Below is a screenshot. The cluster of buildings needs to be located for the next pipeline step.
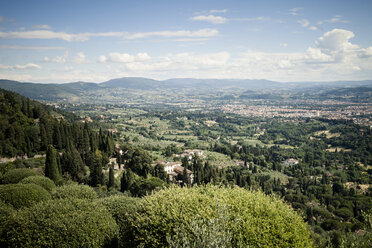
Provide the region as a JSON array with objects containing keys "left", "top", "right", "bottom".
[
  {"left": 220, "top": 102, "right": 372, "bottom": 126},
  {"left": 173, "top": 149, "right": 204, "bottom": 160},
  {"left": 159, "top": 161, "right": 194, "bottom": 184},
  {"left": 283, "top": 158, "right": 299, "bottom": 166}
]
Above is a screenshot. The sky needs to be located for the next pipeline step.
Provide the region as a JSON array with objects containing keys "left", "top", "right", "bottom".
[{"left": 0, "top": 0, "right": 371, "bottom": 83}]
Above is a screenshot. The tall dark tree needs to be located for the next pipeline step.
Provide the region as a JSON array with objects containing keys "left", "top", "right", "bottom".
[
  {"left": 45, "top": 145, "right": 60, "bottom": 182},
  {"left": 121, "top": 169, "right": 134, "bottom": 192},
  {"left": 183, "top": 167, "right": 190, "bottom": 185},
  {"left": 154, "top": 164, "right": 167, "bottom": 181},
  {"left": 61, "top": 140, "right": 86, "bottom": 181},
  {"left": 87, "top": 150, "right": 104, "bottom": 187},
  {"left": 108, "top": 165, "right": 115, "bottom": 188}
]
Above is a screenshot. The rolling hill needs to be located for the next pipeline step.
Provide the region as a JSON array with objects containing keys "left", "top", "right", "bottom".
[{"left": 0, "top": 77, "right": 371, "bottom": 102}]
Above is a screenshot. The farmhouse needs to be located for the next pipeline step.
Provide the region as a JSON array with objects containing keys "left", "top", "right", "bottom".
[
  {"left": 174, "top": 149, "right": 204, "bottom": 160},
  {"left": 284, "top": 158, "right": 299, "bottom": 166},
  {"left": 158, "top": 161, "right": 194, "bottom": 184}
]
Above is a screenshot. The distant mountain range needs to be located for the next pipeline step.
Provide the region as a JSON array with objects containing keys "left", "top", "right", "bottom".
[{"left": 0, "top": 77, "right": 371, "bottom": 102}]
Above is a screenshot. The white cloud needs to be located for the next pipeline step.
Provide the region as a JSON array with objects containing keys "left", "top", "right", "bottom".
[
  {"left": 306, "top": 47, "right": 334, "bottom": 62},
  {"left": 194, "top": 9, "right": 228, "bottom": 15},
  {"left": 316, "top": 15, "right": 349, "bottom": 28},
  {"left": 315, "top": 29, "right": 358, "bottom": 53},
  {"left": 0, "top": 27, "right": 219, "bottom": 42},
  {"left": 189, "top": 15, "right": 227, "bottom": 24},
  {"left": 210, "top": 9, "right": 228, "bottom": 14},
  {"left": 4, "top": 29, "right": 371, "bottom": 83},
  {"left": 73, "top": 52, "right": 86, "bottom": 64},
  {"left": 171, "top": 52, "right": 230, "bottom": 68},
  {"left": 326, "top": 15, "right": 349, "bottom": 23},
  {"left": 0, "top": 63, "right": 42, "bottom": 70},
  {"left": 0, "top": 16, "right": 3, "bottom": 22},
  {"left": 97, "top": 51, "right": 231, "bottom": 74},
  {"left": 289, "top": 7, "right": 303, "bottom": 16},
  {"left": 0, "top": 44, "right": 65, "bottom": 50},
  {"left": 98, "top": 55, "right": 107, "bottom": 63},
  {"left": 106, "top": 29, "right": 372, "bottom": 81},
  {"left": 298, "top": 20, "right": 318, "bottom": 31},
  {"left": 232, "top": 16, "right": 271, "bottom": 21},
  {"left": 106, "top": 52, "right": 151, "bottom": 63},
  {"left": 44, "top": 51, "right": 69, "bottom": 63},
  {"left": 174, "top": 38, "right": 210, "bottom": 43},
  {"left": 125, "top": 29, "right": 219, "bottom": 39},
  {"left": 0, "top": 30, "right": 124, "bottom": 42},
  {"left": 32, "top": 24, "right": 52, "bottom": 29},
  {"left": 298, "top": 19, "right": 310, "bottom": 27},
  {"left": 278, "top": 60, "right": 292, "bottom": 69}
]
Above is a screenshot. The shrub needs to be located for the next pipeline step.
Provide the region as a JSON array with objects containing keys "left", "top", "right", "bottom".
[
  {"left": 0, "top": 200, "right": 14, "bottom": 236},
  {"left": 129, "top": 177, "right": 167, "bottom": 197},
  {"left": 52, "top": 184, "right": 97, "bottom": 200},
  {"left": 0, "top": 162, "right": 15, "bottom": 180},
  {"left": 0, "top": 184, "right": 51, "bottom": 209},
  {"left": 321, "top": 219, "right": 342, "bottom": 231},
  {"left": 335, "top": 207, "right": 354, "bottom": 220},
  {"left": 1, "top": 198, "right": 119, "bottom": 248},
  {"left": 1, "top": 168, "right": 40, "bottom": 184},
  {"left": 166, "top": 205, "right": 240, "bottom": 248},
  {"left": 96, "top": 195, "right": 141, "bottom": 247},
  {"left": 120, "top": 185, "right": 313, "bottom": 248},
  {"left": 19, "top": 176, "right": 56, "bottom": 192},
  {"left": 0, "top": 200, "right": 14, "bottom": 219}
]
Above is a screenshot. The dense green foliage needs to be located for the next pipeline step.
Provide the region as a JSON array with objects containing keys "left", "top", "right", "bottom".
[
  {"left": 45, "top": 144, "right": 60, "bottom": 182},
  {"left": 0, "top": 88, "right": 114, "bottom": 184},
  {"left": 1, "top": 198, "right": 118, "bottom": 248},
  {"left": 1, "top": 168, "right": 40, "bottom": 184},
  {"left": 0, "top": 88, "right": 75, "bottom": 157},
  {"left": 119, "top": 185, "right": 313, "bottom": 248},
  {"left": 109, "top": 110, "right": 372, "bottom": 247},
  {"left": 19, "top": 175, "right": 56, "bottom": 192},
  {"left": 96, "top": 195, "right": 141, "bottom": 247},
  {"left": 128, "top": 176, "right": 167, "bottom": 197},
  {"left": 0, "top": 200, "right": 14, "bottom": 241},
  {"left": 1, "top": 85, "right": 371, "bottom": 247},
  {"left": 0, "top": 183, "right": 51, "bottom": 209},
  {"left": 52, "top": 184, "right": 98, "bottom": 200}
]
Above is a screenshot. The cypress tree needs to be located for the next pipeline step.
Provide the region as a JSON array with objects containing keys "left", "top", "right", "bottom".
[
  {"left": 56, "top": 152, "right": 62, "bottom": 176},
  {"left": 45, "top": 145, "right": 60, "bottom": 182},
  {"left": 108, "top": 166, "right": 115, "bottom": 188},
  {"left": 53, "top": 124, "right": 62, "bottom": 149},
  {"left": 121, "top": 169, "right": 134, "bottom": 192},
  {"left": 82, "top": 129, "right": 90, "bottom": 154},
  {"left": 40, "top": 124, "right": 48, "bottom": 150},
  {"left": 183, "top": 167, "right": 189, "bottom": 185},
  {"left": 116, "top": 155, "right": 122, "bottom": 169},
  {"left": 71, "top": 145, "right": 86, "bottom": 181},
  {"left": 87, "top": 150, "right": 103, "bottom": 187}
]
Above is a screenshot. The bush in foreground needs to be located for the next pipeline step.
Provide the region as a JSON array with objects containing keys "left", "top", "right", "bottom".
[
  {"left": 96, "top": 195, "right": 142, "bottom": 247},
  {"left": 19, "top": 176, "right": 56, "bottom": 192},
  {"left": 120, "top": 185, "right": 313, "bottom": 248},
  {"left": 52, "top": 184, "right": 97, "bottom": 200},
  {"left": 1, "top": 198, "right": 118, "bottom": 248},
  {"left": 0, "top": 183, "right": 51, "bottom": 209},
  {"left": 1, "top": 168, "right": 40, "bottom": 184},
  {"left": 0, "top": 200, "right": 14, "bottom": 239}
]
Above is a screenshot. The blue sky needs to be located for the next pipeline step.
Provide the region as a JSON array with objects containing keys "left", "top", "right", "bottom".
[{"left": 0, "top": 0, "right": 371, "bottom": 83}]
